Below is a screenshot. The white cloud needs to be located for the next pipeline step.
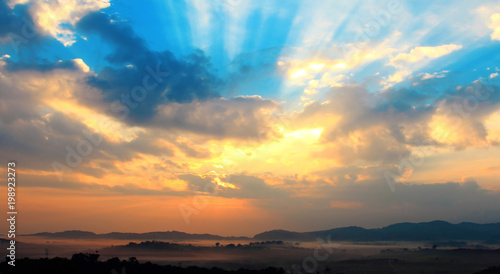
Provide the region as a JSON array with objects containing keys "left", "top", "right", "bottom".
[
  {"left": 72, "top": 58, "right": 90, "bottom": 73},
  {"left": 386, "top": 69, "right": 411, "bottom": 83},
  {"left": 383, "top": 45, "right": 462, "bottom": 87},
  {"left": 421, "top": 70, "right": 448, "bottom": 80},
  {"left": 491, "top": 72, "right": 499, "bottom": 79},
  {"left": 320, "top": 73, "right": 348, "bottom": 87},
  {"left": 7, "top": 0, "right": 29, "bottom": 8},
  {"left": 390, "top": 44, "right": 462, "bottom": 65},
  {"left": 27, "top": 0, "right": 110, "bottom": 46},
  {"left": 490, "top": 13, "right": 500, "bottom": 40}
]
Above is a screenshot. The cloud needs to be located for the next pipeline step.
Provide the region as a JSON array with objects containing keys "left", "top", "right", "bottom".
[
  {"left": 490, "top": 13, "right": 500, "bottom": 40},
  {"left": 0, "top": 0, "right": 24, "bottom": 37},
  {"left": 0, "top": 61, "right": 174, "bottom": 177},
  {"left": 174, "top": 137, "right": 212, "bottom": 158},
  {"left": 329, "top": 201, "right": 363, "bottom": 208},
  {"left": 225, "top": 174, "right": 288, "bottom": 199},
  {"left": 327, "top": 179, "right": 500, "bottom": 225},
  {"left": 76, "top": 11, "right": 146, "bottom": 64},
  {"left": 383, "top": 44, "right": 462, "bottom": 86},
  {"left": 319, "top": 72, "right": 349, "bottom": 88},
  {"left": 17, "top": 173, "right": 190, "bottom": 196},
  {"left": 222, "top": 172, "right": 500, "bottom": 230},
  {"left": 178, "top": 174, "right": 217, "bottom": 193},
  {"left": 292, "top": 78, "right": 500, "bottom": 166},
  {"left": 4, "top": 57, "right": 88, "bottom": 72},
  {"left": 178, "top": 173, "right": 287, "bottom": 199},
  {"left": 76, "top": 11, "right": 223, "bottom": 123},
  {"left": 0, "top": 50, "right": 282, "bottom": 188},
  {"left": 420, "top": 70, "right": 448, "bottom": 80},
  {"left": 24, "top": 0, "right": 110, "bottom": 46},
  {"left": 11, "top": 157, "right": 500, "bottom": 230},
  {"left": 151, "top": 96, "right": 280, "bottom": 139},
  {"left": 390, "top": 44, "right": 463, "bottom": 65}
]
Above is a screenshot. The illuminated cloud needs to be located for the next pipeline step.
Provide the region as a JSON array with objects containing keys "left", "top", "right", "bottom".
[
  {"left": 490, "top": 13, "right": 500, "bottom": 40},
  {"left": 383, "top": 44, "right": 462, "bottom": 86},
  {"left": 390, "top": 44, "right": 463, "bottom": 65},
  {"left": 20, "top": 0, "right": 110, "bottom": 46}
]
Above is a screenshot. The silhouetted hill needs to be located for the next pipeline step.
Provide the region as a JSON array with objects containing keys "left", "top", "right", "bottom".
[
  {"left": 28, "top": 230, "right": 250, "bottom": 241},
  {"left": 27, "top": 220, "right": 500, "bottom": 242},
  {"left": 254, "top": 221, "right": 500, "bottom": 242},
  {"left": 102, "top": 231, "right": 229, "bottom": 240},
  {"left": 249, "top": 229, "right": 315, "bottom": 241},
  {"left": 31, "top": 230, "right": 98, "bottom": 239}
]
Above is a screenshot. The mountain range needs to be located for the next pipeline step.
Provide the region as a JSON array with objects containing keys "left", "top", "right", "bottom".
[{"left": 27, "top": 220, "right": 500, "bottom": 242}]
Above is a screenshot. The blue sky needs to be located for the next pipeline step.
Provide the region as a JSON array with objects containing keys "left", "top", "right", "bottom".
[
  {"left": 1, "top": 0, "right": 500, "bottom": 235},
  {"left": 3, "top": 0, "right": 498, "bottom": 97},
  {"left": 2, "top": 0, "right": 500, "bottom": 102}
]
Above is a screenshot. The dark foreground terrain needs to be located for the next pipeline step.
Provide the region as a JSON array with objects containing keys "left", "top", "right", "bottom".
[
  {"left": 0, "top": 253, "right": 284, "bottom": 274},
  {"left": 2, "top": 247, "right": 500, "bottom": 274}
]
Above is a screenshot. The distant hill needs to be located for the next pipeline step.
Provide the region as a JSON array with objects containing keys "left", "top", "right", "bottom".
[
  {"left": 27, "top": 230, "right": 250, "bottom": 241},
  {"left": 31, "top": 230, "right": 98, "bottom": 239},
  {"left": 254, "top": 221, "right": 500, "bottom": 242},
  {"left": 27, "top": 220, "right": 500, "bottom": 242}
]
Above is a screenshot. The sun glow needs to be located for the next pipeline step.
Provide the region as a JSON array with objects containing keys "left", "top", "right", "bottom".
[
  {"left": 309, "top": 63, "right": 325, "bottom": 70},
  {"left": 333, "top": 62, "right": 347, "bottom": 69},
  {"left": 291, "top": 69, "right": 307, "bottom": 78},
  {"left": 283, "top": 128, "right": 323, "bottom": 139}
]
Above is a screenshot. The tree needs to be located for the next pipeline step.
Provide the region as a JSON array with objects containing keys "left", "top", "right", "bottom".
[{"left": 128, "top": 257, "right": 139, "bottom": 265}]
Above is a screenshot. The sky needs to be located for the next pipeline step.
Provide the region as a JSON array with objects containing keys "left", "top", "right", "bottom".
[{"left": 0, "top": 0, "right": 500, "bottom": 236}]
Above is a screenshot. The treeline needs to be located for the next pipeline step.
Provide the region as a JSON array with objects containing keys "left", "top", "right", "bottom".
[
  {"left": 117, "top": 240, "right": 286, "bottom": 250},
  {"left": 0, "top": 253, "right": 285, "bottom": 274}
]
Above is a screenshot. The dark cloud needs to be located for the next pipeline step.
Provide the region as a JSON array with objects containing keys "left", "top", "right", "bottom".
[
  {"left": 151, "top": 96, "right": 279, "bottom": 139},
  {"left": 224, "top": 174, "right": 287, "bottom": 199},
  {"left": 0, "top": 71, "right": 39, "bottom": 124},
  {"left": 75, "top": 12, "right": 147, "bottom": 65},
  {"left": 0, "top": 0, "right": 30, "bottom": 38},
  {"left": 250, "top": 175, "right": 500, "bottom": 230},
  {"left": 175, "top": 139, "right": 212, "bottom": 159},
  {"left": 0, "top": 110, "right": 107, "bottom": 173},
  {"left": 179, "top": 174, "right": 217, "bottom": 193},
  {"left": 4, "top": 58, "right": 80, "bottom": 72},
  {"left": 178, "top": 173, "right": 287, "bottom": 199},
  {"left": 76, "top": 11, "right": 222, "bottom": 123}
]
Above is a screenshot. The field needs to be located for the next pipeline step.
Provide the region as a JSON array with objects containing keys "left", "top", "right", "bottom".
[{"left": 2, "top": 238, "right": 500, "bottom": 273}]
